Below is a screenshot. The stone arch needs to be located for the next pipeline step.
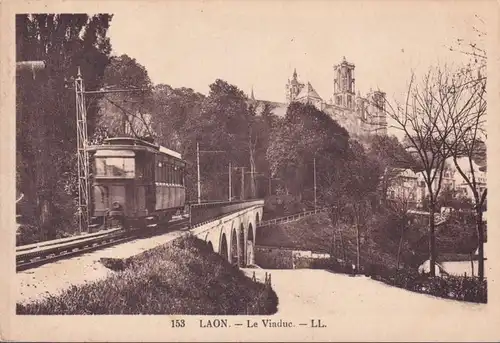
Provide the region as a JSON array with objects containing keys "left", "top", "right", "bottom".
[
  {"left": 247, "top": 223, "right": 255, "bottom": 265},
  {"left": 239, "top": 223, "right": 246, "bottom": 267},
  {"left": 220, "top": 233, "right": 229, "bottom": 260},
  {"left": 256, "top": 212, "right": 260, "bottom": 226},
  {"left": 207, "top": 241, "right": 214, "bottom": 252},
  {"left": 230, "top": 227, "right": 238, "bottom": 266}
]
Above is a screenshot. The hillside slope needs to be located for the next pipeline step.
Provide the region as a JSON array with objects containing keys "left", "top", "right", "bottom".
[
  {"left": 17, "top": 236, "right": 278, "bottom": 315},
  {"left": 257, "top": 212, "right": 477, "bottom": 269}
]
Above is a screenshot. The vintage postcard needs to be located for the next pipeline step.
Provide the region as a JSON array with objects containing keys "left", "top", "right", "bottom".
[{"left": 1, "top": 0, "right": 500, "bottom": 341}]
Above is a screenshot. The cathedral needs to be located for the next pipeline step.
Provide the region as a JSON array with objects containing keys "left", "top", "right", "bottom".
[{"left": 250, "top": 57, "right": 388, "bottom": 138}]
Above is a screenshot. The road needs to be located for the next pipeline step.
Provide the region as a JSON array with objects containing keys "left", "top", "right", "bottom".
[
  {"left": 17, "top": 229, "right": 184, "bottom": 304},
  {"left": 243, "top": 268, "right": 496, "bottom": 341}
]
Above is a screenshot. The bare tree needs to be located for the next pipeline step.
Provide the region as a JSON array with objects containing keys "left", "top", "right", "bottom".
[
  {"left": 384, "top": 67, "right": 464, "bottom": 276},
  {"left": 446, "top": 14, "right": 488, "bottom": 280},
  {"left": 446, "top": 72, "right": 487, "bottom": 280}
]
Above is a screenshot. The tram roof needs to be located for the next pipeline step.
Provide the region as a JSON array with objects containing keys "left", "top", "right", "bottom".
[{"left": 87, "top": 137, "right": 183, "bottom": 160}]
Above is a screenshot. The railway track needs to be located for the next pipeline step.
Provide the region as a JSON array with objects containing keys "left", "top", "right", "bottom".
[
  {"left": 16, "top": 200, "right": 263, "bottom": 272},
  {"left": 16, "top": 216, "right": 189, "bottom": 272}
]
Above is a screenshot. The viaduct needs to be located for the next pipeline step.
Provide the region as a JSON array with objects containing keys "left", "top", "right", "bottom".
[{"left": 188, "top": 200, "right": 264, "bottom": 267}]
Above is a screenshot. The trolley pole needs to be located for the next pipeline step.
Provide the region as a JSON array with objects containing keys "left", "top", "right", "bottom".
[
  {"left": 229, "top": 162, "right": 232, "bottom": 201},
  {"left": 197, "top": 142, "right": 201, "bottom": 204}
]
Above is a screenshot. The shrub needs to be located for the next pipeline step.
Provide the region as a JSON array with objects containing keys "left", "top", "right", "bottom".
[
  {"left": 367, "top": 264, "right": 487, "bottom": 304},
  {"left": 16, "top": 223, "right": 44, "bottom": 246}
]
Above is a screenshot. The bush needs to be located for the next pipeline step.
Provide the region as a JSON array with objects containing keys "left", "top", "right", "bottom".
[
  {"left": 368, "top": 264, "right": 487, "bottom": 303},
  {"left": 294, "top": 257, "right": 354, "bottom": 274},
  {"left": 16, "top": 223, "right": 44, "bottom": 246},
  {"left": 17, "top": 236, "right": 279, "bottom": 315}
]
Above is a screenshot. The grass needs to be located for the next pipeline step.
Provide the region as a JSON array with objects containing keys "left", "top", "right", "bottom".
[{"left": 17, "top": 236, "right": 278, "bottom": 315}]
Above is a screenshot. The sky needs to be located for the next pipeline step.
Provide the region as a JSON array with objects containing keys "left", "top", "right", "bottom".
[{"left": 107, "top": 0, "right": 491, "bottom": 134}]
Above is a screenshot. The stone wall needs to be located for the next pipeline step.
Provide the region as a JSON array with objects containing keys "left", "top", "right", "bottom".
[
  {"left": 254, "top": 245, "right": 294, "bottom": 269},
  {"left": 255, "top": 245, "right": 331, "bottom": 269}
]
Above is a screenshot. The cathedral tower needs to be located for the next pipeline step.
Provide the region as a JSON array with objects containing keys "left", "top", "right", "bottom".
[
  {"left": 333, "top": 57, "right": 356, "bottom": 110},
  {"left": 367, "top": 89, "right": 388, "bottom": 135},
  {"left": 285, "top": 68, "right": 305, "bottom": 103}
]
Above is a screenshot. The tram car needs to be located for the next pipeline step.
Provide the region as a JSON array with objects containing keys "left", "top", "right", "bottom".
[{"left": 87, "top": 137, "right": 186, "bottom": 230}]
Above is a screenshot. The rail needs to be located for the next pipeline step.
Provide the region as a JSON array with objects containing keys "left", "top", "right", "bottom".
[
  {"left": 258, "top": 207, "right": 329, "bottom": 228},
  {"left": 16, "top": 199, "right": 264, "bottom": 272}
]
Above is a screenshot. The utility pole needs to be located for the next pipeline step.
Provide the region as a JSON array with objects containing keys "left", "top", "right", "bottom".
[
  {"left": 229, "top": 162, "right": 232, "bottom": 201},
  {"left": 269, "top": 175, "right": 272, "bottom": 196},
  {"left": 75, "top": 67, "right": 90, "bottom": 234},
  {"left": 197, "top": 142, "right": 201, "bottom": 204},
  {"left": 314, "top": 156, "right": 317, "bottom": 210},
  {"left": 241, "top": 167, "right": 245, "bottom": 200}
]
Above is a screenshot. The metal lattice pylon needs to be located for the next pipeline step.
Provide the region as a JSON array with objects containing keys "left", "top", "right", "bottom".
[{"left": 75, "top": 67, "right": 90, "bottom": 233}]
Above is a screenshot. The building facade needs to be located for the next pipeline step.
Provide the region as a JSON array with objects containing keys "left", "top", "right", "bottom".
[
  {"left": 251, "top": 57, "right": 388, "bottom": 138},
  {"left": 389, "top": 157, "right": 487, "bottom": 208}
]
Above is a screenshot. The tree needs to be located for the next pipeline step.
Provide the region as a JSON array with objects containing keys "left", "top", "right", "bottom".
[
  {"left": 344, "top": 140, "right": 380, "bottom": 270},
  {"left": 318, "top": 139, "right": 380, "bottom": 269},
  {"left": 267, "top": 102, "right": 349, "bottom": 199},
  {"left": 447, "top": 58, "right": 487, "bottom": 280},
  {"left": 385, "top": 67, "right": 466, "bottom": 276},
  {"left": 97, "top": 54, "right": 154, "bottom": 138},
  {"left": 385, "top": 178, "right": 415, "bottom": 270},
  {"left": 16, "top": 14, "right": 113, "bottom": 239},
  {"left": 148, "top": 84, "right": 205, "bottom": 153},
  {"left": 367, "top": 134, "right": 418, "bottom": 204}
]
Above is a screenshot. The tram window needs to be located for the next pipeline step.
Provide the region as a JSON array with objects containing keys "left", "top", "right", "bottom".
[{"left": 95, "top": 157, "right": 135, "bottom": 178}]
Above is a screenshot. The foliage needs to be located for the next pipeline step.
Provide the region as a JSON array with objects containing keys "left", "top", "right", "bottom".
[
  {"left": 267, "top": 102, "right": 350, "bottom": 199},
  {"left": 97, "top": 54, "right": 154, "bottom": 138},
  {"left": 16, "top": 14, "right": 113, "bottom": 239},
  {"left": 370, "top": 267, "right": 487, "bottom": 304},
  {"left": 17, "top": 236, "right": 278, "bottom": 315},
  {"left": 147, "top": 79, "right": 277, "bottom": 202}
]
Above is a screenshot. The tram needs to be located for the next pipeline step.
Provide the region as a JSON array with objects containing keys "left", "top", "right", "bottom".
[{"left": 87, "top": 137, "right": 187, "bottom": 230}]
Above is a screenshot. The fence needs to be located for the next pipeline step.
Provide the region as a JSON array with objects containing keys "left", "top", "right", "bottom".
[{"left": 258, "top": 207, "right": 329, "bottom": 228}]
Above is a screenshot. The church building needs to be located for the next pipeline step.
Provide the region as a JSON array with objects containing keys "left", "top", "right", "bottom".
[{"left": 250, "top": 57, "right": 388, "bottom": 138}]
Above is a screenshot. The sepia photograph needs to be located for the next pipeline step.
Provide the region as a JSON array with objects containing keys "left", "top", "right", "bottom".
[{"left": 1, "top": 0, "right": 499, "bottom": 341}]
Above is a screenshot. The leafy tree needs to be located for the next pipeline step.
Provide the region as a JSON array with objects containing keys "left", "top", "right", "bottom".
[
  {"left": 366, "top": 134, "right": 418, "bottom": 203},
  {"left": 267, "top": 102, "right": 349, "bottom": 198},
  {"left": 149, "top": 84, "right": 205, "bottom": 153},
  {"left": 97, "top": 54, "right": 154, "bottom": 138},
  {"left": 16, "top": 14, "right": 113, "bottom": 239}
]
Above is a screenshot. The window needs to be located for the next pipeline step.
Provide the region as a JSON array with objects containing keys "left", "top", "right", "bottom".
[{"left": 95, "top": 157, "right": 135, "bottom": 178}]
